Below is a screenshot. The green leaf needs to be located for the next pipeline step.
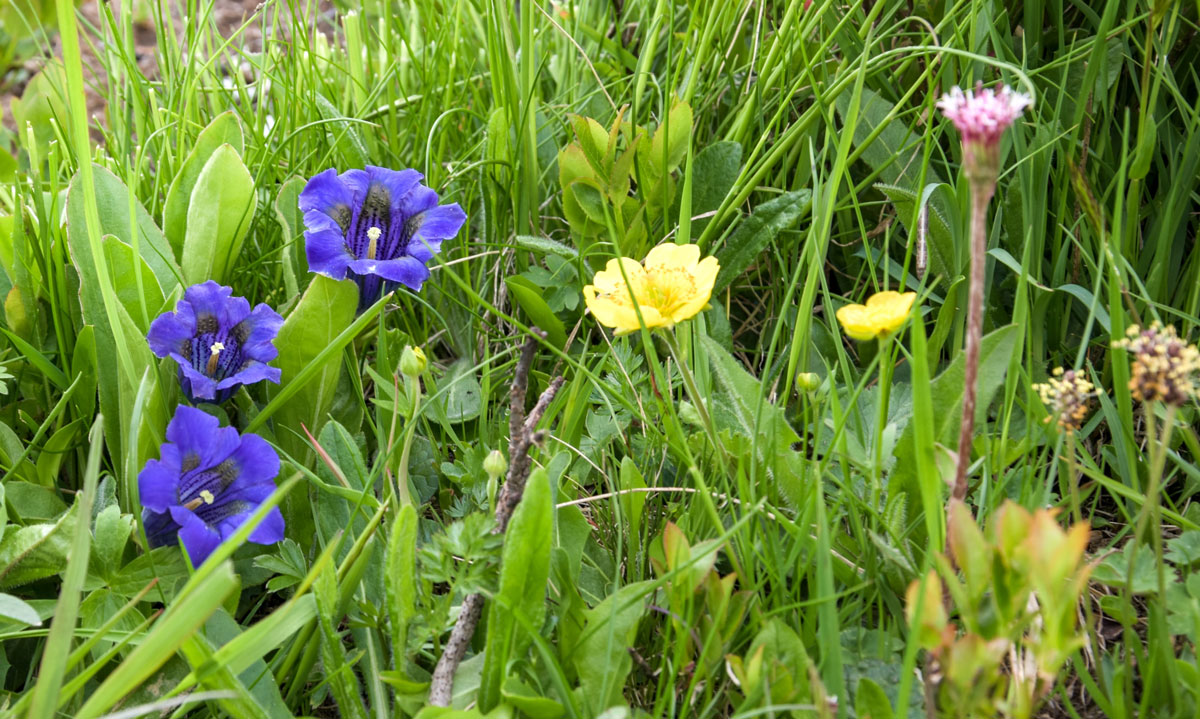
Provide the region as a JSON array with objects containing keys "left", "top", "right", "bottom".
[
  {"left": 701, "top": 335, "right": 806, "bottom": 508},
  {"left": 514, "top": 235, "right": 578, "bottom": 260},
  {"left": 432, "top": 357, "right": 484, "bottom": 424},
  {"left": 480, "top": 469, "right": 554, "bottom": 711},
  {"left": 877, "top": 183, "right": 958, "bottom": 280},
  {"left": 505, "top": 276, "right": 567, "bottom": 348},
  {"left": 163, "top": 111, "right": 245, "bottom": 255},
  {"left": 0, "top": 592, "right": 42, "bottom": 627},
  {"left": 89, "top": 505, "right": 133, "bottom": 582},
  {"left": 387, "top": 504, "right": 418, "bottom": 660},
  {"left": 688, "top": 141, "right": 742, "bottom": 236},
  {"left": 273, "top": 176, "right": 308, "bottom": 297},
  {"left": 69, "top": 165, "right": 181, "bottom": 294},
  {"left": 712, "top": 190, "right": 811, "bottom": 294},
  {"left": 573, "top": 580, "right": 653, "bottom": 715},
  {"left": 180, "top": 144, "right": 258, "bottom": 285},
  {"left": 267, "top": 276, "right": 358, "bottom": 462},
  {"left": 0, "top": 502, "right": 76, "bottom": 589},
  {"left": 1091, "top": 543, "right": 1162, "bottom": 595},
  {"left": 650, "top": 102, "right": 693, "bottom": 176},
  {"left": 101, "top": 234, "right": 166, "bottom": 332}
]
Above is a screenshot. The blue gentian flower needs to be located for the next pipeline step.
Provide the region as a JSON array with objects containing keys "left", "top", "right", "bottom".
[
  {"left": 139, "top": 405, "right": 285, "bottom": 566},
  {"left": 299, "top": 166, "right": 467, "bottom": 312},
  {"left": 147, "top": 281, "right": 284, "bottom": 404}
]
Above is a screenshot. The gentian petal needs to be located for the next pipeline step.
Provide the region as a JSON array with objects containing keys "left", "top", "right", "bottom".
[
  {"left": 240, "top": 304, "right": 285, "bottom": 360},
  {"left": 347, "top": 256, "right": 431, "bottom": 290},
  {"left": 142, "top": 509, "right": 181, "bottom": 548},
  {"left": 147, "top": 311, "right": 196, "bottom": 359},
  {"left": 215, "top": 364, "right": 281, "bottom": 391},
  {"left": 407, "top": 203, "right": 466, "bottom": 262},
  {"left": 170, "top": 505, "right": 223, "bottom": 566},
  {"left": 368, "top": 165, "right": 423, "bottom": 212},
  {"left": 298, "top": 168, "right": 354, "bottom": 215},
  {"left": 304, "top": 212, "right": 354, "bottom": 279},
  {"left": 165, "top": 406, "right": 234, "bottom": 463},
  {"left": 138, "top": 457, "right": 181, "bottom": 513}
]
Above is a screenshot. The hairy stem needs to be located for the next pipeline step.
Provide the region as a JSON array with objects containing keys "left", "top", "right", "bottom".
[{"left": 952, "top": 180, "right": 995, "bottom": 503}]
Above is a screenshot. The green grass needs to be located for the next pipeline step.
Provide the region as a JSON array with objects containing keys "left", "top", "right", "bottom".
[{"left": 1, "top": 0, "right": 1200, "bottom": 717}]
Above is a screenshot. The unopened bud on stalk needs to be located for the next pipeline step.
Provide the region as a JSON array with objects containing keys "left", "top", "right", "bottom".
[
  {"left": 483, "top": 449, "right": 507, "bottom": 481},
  {"left": 795, "top": 372, "right": 822, "bottom": 394},
  {"left": 400, "top": 346, "right": 427, "bottom": 378}
]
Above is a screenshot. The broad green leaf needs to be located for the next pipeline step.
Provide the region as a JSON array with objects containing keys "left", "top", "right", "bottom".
[
  {"left": 267, "top": 276, "right": 357, "bottom": 462},
  {"left": 4, "top": 481, "right": 68, "bottom": 521},
  {"left": 180, "top": 144, "right": 257, "bottom": 285},
  {"left": 387, "top": 504, "right": 418, "bottom": 659},
  {"left": 101, "top": 234, "right": 166, "bottom": 332},
  {"left": 0, "top": 502, "right": 76, "bottom": 589},
  {"left": 890, "top": 324, "right": 1020, "bottom": 502},
  {"left": 712, "top": 190, "right": 811, "bottom": 294},
  {"left": 688, "top": 141, "right": 742, "bottom": 236},
  {"left": 701, "top": 335, "right": 806, "bottom": 508},
  {"left": 273, "top": 176, "right": 308, "bottom": 297},
  {"left": 68, "top": 165, "right": 181, "bottom": 296},
  {"left": 514, "top": 235, "right": 578, "bottom": 260},
  {"left": 573, "top": 580, "right": 653, "bottom": 714},
  {"left": 0, "top": 592, "right": 41, "bottom": 627},
  {"left": 89, "top": 505, "right": 133, "bottom": 582},
  {"left": 480, "top": 470, "right": 554, "bottom": 711},
  {"left": 836, "top": 86, "right": 944, "bottom": 188},
  {"left": 505, "top": 276, "right": 567, "bottom": 348},
  {"left": 502, "top": 679, "right": 565, "bottom": 719},
  {"left": 650, "top": 102, "right": 693, "bottom": 176},
  {"left": 163, "top": 111, "right": 245, "bottom": 254},
  {"left": 432, "top": 357, "right": 484, "bottom": 424},
  {"left": 877, "top": 183, "right": 957, "bottom": 280}
]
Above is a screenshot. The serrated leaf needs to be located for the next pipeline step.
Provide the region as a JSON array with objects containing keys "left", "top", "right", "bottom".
[{"left": 713, "top": 190, "right": 811, "bottom": 294}]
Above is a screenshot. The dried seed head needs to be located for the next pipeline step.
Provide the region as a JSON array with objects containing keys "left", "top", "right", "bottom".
[
  {"left": 1033, "top": 367, "right": 1096, "bottom": 432},
  {"left": 1114, "top": 323, "right": 1200, "bottom": 407}
]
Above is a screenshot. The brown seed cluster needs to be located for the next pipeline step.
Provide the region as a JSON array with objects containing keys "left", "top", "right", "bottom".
[
  {"left": 1034, "top": 367, "right": 1095, "bottom": 432},
  {"left": 1114, "top": 323, "right": 1200, "bottom": 407}
]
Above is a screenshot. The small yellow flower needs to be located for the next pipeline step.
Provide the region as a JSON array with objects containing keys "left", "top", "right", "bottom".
[
  {"left": 836, "top": 291, "right": 917, "bottom": 341},
  {"left": 583, "top": 243, "right": 719, "bottom": 335}
]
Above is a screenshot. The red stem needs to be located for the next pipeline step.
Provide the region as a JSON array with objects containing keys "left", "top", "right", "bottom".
[{"left": 952, "top": 180, "right": 995, "bottom": 503}]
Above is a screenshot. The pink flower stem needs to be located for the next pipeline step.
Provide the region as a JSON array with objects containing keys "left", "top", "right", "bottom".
[{"left": 952, "top": 179, "right": 995, "bottom": 503}]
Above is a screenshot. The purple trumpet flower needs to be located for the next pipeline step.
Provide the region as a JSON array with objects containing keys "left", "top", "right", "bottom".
[
  {"left": 147, "top": 281, "right": 283, "bottom": 404},
  {"left": 140, "top": 405, "right": 285, "bottom": 566},
  {"left": 299, "top": 165, "right": 466, "bottom": 312}
]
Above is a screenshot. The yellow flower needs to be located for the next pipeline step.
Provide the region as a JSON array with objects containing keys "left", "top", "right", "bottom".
[
  {"left": 836, "top": 291, "right": 917, "bottom": 341},
  {"left": 583, "top": 243, "right": 719, "bottom": 335}
]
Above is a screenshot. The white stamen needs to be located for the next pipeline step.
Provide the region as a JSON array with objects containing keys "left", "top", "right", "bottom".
[
  {"left": 210, "top": 341, "right": 225, "bottom": 355},
  {"left": 199, "top": 489, "right": 215, "bottom": 504},
  {"left": 367, "top": 226, "right": 382, "bottom": 241}
]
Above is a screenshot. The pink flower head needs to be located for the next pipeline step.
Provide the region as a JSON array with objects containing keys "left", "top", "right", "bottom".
[{"left": 937, "top": 82, "right": 1032, "bottom": 183}]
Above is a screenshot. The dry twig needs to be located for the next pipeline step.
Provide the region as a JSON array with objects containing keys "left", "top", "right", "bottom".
[{"left": 428, "top": 329, "right": 564, "bottom": 706}]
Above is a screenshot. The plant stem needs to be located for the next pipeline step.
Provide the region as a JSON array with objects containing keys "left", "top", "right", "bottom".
[{"left": 952, "top": 179, "right": 996, "bottom": 504}]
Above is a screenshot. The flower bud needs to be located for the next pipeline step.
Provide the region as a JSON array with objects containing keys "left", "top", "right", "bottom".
[
  {"left": 400, "top": 346, "right": 427, "bottom": 377},
  {"left": 795, "top": 372, "right": 822, "bottom": 394},
  {"left": 483, "top": 449, "right": 507, "bottom": 481}
]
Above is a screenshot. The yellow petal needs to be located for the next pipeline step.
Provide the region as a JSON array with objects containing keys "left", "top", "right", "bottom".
[
  {"left": 690, "top": 256, "right": 720, "bottom": 295},
  {"left": 836, "top": 304, "right": 879, "bottom": 341},
  {"left": 645, "top": 242, "right": 701, "bottom": 270}
]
